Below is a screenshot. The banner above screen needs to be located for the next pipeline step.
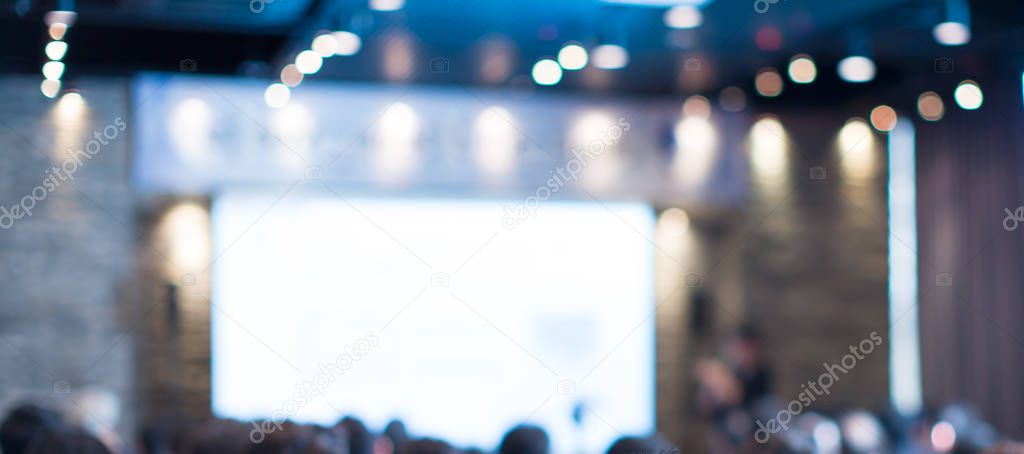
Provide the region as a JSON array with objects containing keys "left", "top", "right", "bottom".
[{"left": 132, "top": 73, "right": 746, "bottom": 205}]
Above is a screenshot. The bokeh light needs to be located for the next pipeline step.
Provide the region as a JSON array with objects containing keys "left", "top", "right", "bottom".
[
  {"left": 682, "top": 95, "right": 711, "bottom": 119},
  {"left": 788, "top": 55, "right": 817, "bottom": 84},
  {"left": 295, "top": 50, "right": 323, "bottom": 74},
  {"left": 718, "top": 86, "right": 746, "bottom": 112},
  {"left": 280, "top": 64, "right": 303, "bottom": 87},
  {"left": 42, "top": 61, "right": 65, "bottom": 80},
  {"left": 954, "top": 80, "right": 983, "bottom": 110},
  {"left": 931, "top": 421, "right": 956, "bottom": 453},
  {"left": 557, "top": 44, "right": 588, "bottom": 71},
  {"left": 40, "top": 79, "right": 61, "bottom": 98},
  {"left": 663, "top": 6, "right": 702, "bottom": 29},
  {"left": 591, "top": 45, "right": 629, "bottom": 70},
  {"left": 755, "top": 68, "right": 783, "bottom": 97},
  {"left": 917, "top": 91, "right": 945, "bottom": 121},
  {"left": 532, "top": 59, "right": 563, "bottom": 86},
  {"left": 264, "top": 83, "right": 290, "bottom": 108},
  {"left": 933, "top": 21, "right": 970, "bottom": 46},
  {"left": 45, "top": 41, "right": 68, "bottom": 61},
  {"left": 870, "top": 105, "right": 898, "bottom": 132},
  {"left": 332, "top": 31, "right": 362, "bottom": 56},
  {"left": 837, "top": 56, "right": 876, "bottom": 83},
  {"left": 311, "top": 33, "right": 338, "bottom": 57}
]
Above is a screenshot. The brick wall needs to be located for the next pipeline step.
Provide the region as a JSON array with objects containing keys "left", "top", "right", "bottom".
[{"left": 0, "top": 76, "right": 136, "bottom": 440}]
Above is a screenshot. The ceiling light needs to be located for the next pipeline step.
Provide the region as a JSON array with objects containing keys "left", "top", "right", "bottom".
[
  {"left": 663, "top": 6, "right": 702, "bottom": 29},
  {"left": 532, "top": 59, "right": 563, "bottom": 86},
  {"left": 45, "top": 41, "right": 68, "bottom": 60},
  {"left": 591, "top": 45, "right": 629, "bottom": 69},
  {"left": 933, "top": 21, "right": 970, "bottom": 46},
  {"left": 557, "top": 44, "right": 589, "bottom": 71},
  {"left": 837, "top": 56, "right": 875, "bottom": 83},
  {"left": 295, "top": 50, "right": 323, "bottom": 74}
]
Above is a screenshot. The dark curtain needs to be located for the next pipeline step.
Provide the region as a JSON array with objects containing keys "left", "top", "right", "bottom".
[{"left": 916, "top": 74, "right": 1024, "bottom": 437}]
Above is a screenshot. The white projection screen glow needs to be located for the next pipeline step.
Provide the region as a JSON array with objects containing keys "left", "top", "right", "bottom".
[{"left": 211, "top": 192, "right": 655, "bottom": 453}]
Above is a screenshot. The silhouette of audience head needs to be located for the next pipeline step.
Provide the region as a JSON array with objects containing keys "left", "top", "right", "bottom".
[
  {"left": 1, "top": 403, "right": 64, "bottom": 454},
  {"left": 499, "top": 425, "right": 549, "bottom": 454}
]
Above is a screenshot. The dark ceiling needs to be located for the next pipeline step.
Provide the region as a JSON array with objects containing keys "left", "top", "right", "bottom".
[{"left": 1, "top": 0, "right": 1021, "bottom": 99}]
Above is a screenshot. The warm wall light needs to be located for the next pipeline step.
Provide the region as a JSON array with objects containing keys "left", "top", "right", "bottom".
[
  {"left": 170, "top": 98, "right": 213, "bottom": 163},
  {"left": 787, "top": 55, "right": 817, "bottom": 84},
  {"left": 837, "top": 56, "right": 876, "bottom": 83},
  {"left": 591, "top": 45, "right": 629, "bottom": 70},
  {"left": 55, "top": 92, "right": 85, "bottom": 120},
  {"left": 917, "top": 92, "right": 945, "bottom": 121},
  {"left": 374, "top": 102, "right": 420, "bottom": 182},
  {"left": 954, "top": 80, "right": 983, "bottom": 110},
  {"left": 754, "top": 68, "right": 783, "bottom": 97},
  {"left": 749, "top": 116, "right": 788, "bottom": 181},
  {"left": 473, "top": 107, "right": 518, "bottom": 176},
  {"left": 838, "top": 118, "right": 876, "bottom": 180},
  {"left": 657, "top": 208, "right": 690, "bottom": 237},
  {"left": 159, "top": 202, "right": 211, "bottom": 275},
  {"left": 869, "top": 105, "right": 898, "bottom": 132},
  {"left": 673, "top": 116, "right": 717, "bottom": 186},
  {"left": 532, "top": 59, "right": 563, "bottom": 85}
]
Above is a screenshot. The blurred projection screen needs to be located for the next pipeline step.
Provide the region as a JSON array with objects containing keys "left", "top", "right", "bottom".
[{"left": 212, "top": 192, "right": 655, "bottom": 453}]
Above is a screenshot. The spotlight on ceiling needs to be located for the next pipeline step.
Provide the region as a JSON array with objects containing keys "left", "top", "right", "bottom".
[{"left": 837, "top": 56, "right": 876, "bottom": 83}]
